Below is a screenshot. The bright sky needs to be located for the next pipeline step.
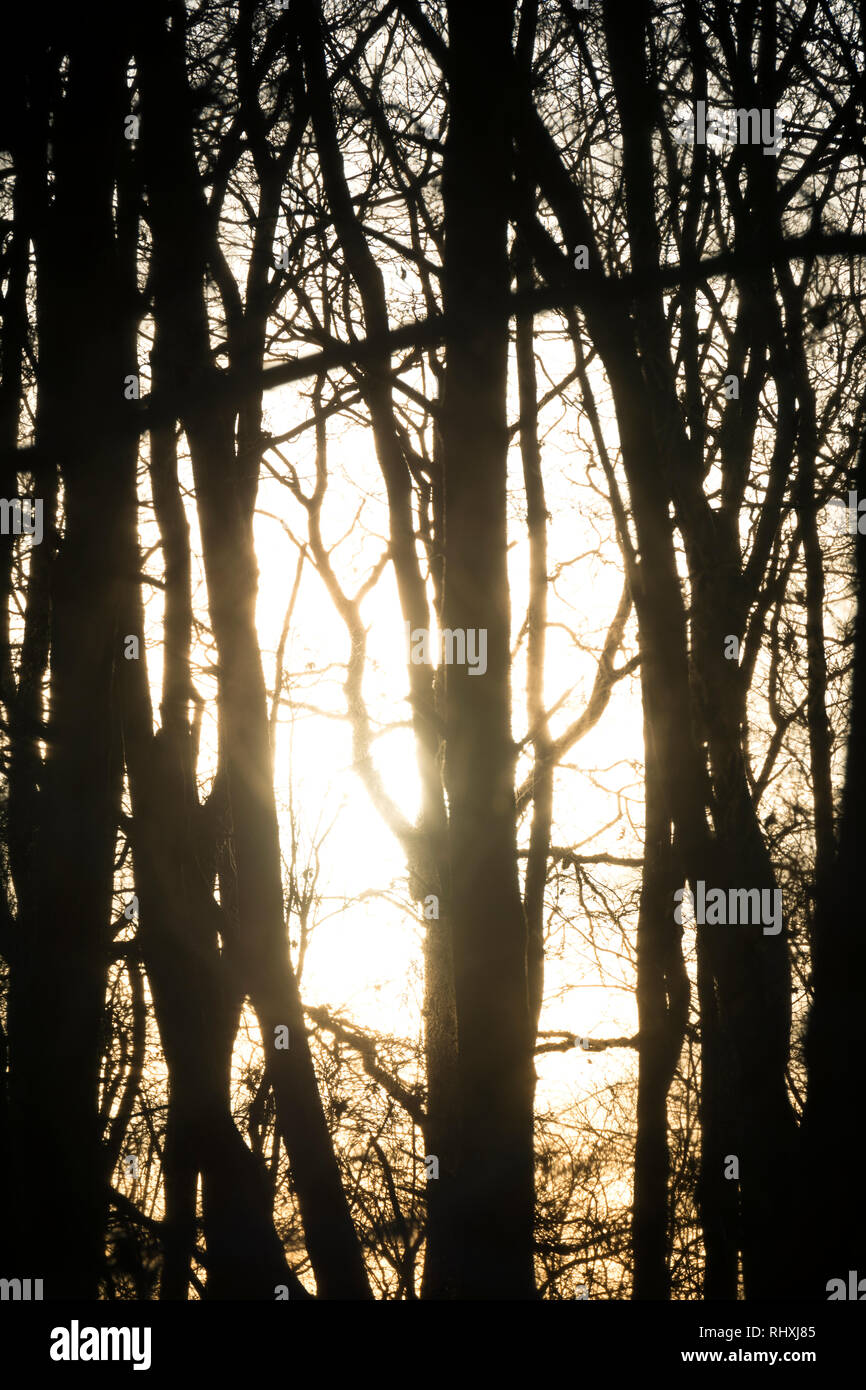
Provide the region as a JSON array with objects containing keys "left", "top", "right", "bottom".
[{"left": 243, "top": 341, "right": 647, "bottom": 1117}]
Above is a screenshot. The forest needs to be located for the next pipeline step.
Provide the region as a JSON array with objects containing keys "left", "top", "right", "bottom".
[{"left": 0, "top": 0, "right": 864, "bottom": 1304}]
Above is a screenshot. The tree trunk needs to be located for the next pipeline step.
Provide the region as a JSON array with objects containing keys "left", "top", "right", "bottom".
[
  {"left": 294, "top": 0, "right": 459, "bottom": 1298},
  {"left": 137, "top": 4, "right": 370, "bottom": 1298},
  {"left": 803, "top": 431, "right": 866, "bottom": 1291},
  {"left": 440, "top": 0, "right": 536, "bottom": 1300},
  {"left": 633, "top": 678, "right": 689, "bottom": 1299},
  {"left": 602, "top": 0, "right": 799, "bottom": 1296},
  {"left": 119, "top": 553, "right": 307, "bottom": 1299},
  {"left": 7, "top": 30, "right": 140, "bottom": 1296}
]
